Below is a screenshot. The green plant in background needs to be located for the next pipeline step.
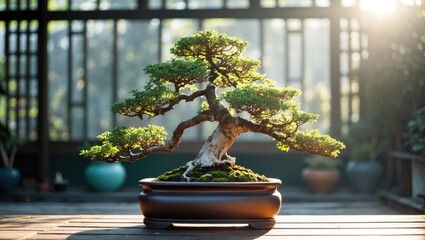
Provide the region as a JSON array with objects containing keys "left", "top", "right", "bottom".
[
  {"left": 80, "top": 30, "right": 345, "bottom": 182},
  {"left": 0, "top": 122, "right": 25, "bottom": 168},
  {"left": 357, "top": 9, "right": 425, "bottom": 157},
  {"left": 405, "top": 107, "right": 425, "bottom": 156},
  {"left": 304, "top": 155, "right": 340, "bottom": 170}
]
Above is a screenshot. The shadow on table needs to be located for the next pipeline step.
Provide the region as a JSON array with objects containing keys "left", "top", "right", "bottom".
[{"left": 66, "top": 225, "right": 271, "bottom": 240}]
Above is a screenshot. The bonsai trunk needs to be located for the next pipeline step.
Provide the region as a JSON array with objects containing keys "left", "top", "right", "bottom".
[{"left": 182, "top": 122, "right": 245, "bottom": 181}]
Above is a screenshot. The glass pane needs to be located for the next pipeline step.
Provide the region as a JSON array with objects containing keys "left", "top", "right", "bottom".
[
  {"left": 263, "top": 19, "right": 285, "bottom": 86},
  {"left": 287, "top": 19, "right": 302, "bottom": 31},
  {"left": 71, "top": 0, "right": 97, "bottom": 10},
  {"left": 226, "top": 0, "right": 249, "bottom": 8},
  {"left": 304, "top": 19, "right": 330, "bottom": 132},
  {"left": 148, "top": 0, "right": 162, "bottom": 9},
  {"left": 340, "top": 31, "right": 349, "bottom": 51},
  {"left": 166, "top": 0, "right": 187, "bottom": 9},
  {"left": 315, "top": 0, "right": 330, "bottom": 7},
  {"left": 340, "top": 52, "right": 349, "bottom": 75},
  {"left": 279, "top": 0, "right": 312, "bottom": 7},
  {"left": 48, "top": 21, "right": 69, "bottom": 141},
  {"left": 99, "top": 0, "right": 137, "bottom": 10},
  {"left": 351, "top": 52, "right": 361, "bottom": 71},
  {"left": 117, "top": 20, "right": 159, "bottom": 100},
  {"left": 260, "top": 0, "right": 276, "bottom": 8},
  {"left": 189, "top": 0, "right": 223, "bottom": 9},
  {"left": 71, "top": 107, "right": 84, "bottom": 139},
  {"left": 19, "top": 56, "right": 26, "bottom": 76},
  {"left": 288, "top": 33, "right": 302, "bottom": 79},
  {"left": 87, "top": 20, "right": 114, "bottom": 139},
  {"left": 203, "top": 19, "right": 261, "bottom": 59},
  {"left": 162, "top": 19, "right": 199, "bottom": 60},
  {"left": 48, "top": 0, "right": 68, "bottom": 11},
  {"left": 71, "top": 35, "right": 84, "bottom": 103}
]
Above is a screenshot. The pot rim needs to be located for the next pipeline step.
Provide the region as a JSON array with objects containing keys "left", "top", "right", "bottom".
[{"left": 138, "top": 177, "right": 282, "bottom": 187}]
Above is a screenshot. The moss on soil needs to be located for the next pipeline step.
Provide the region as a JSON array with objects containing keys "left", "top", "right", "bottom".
[{"left": 155, "top": 164, "right": 269, "bottom": 182}]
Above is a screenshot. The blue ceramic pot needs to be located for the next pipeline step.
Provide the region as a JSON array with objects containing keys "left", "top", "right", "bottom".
[
  {"left": 0, "top": 168, "right": 21, "bottom": 192},
  {"left": 346, "top": 161, "right": 383, "bottom": 194},
  {"left": 85, "top": 161, "right": 126, "bottom": 192}
]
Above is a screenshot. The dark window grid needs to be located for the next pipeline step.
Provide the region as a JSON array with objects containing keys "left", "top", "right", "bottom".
[
  {"left": 285, "top": 21, "right": 305, "bottom": 105},
  {"left": 67, "top": 21, "right": 88, "bottom": 140},
  {"left": 340, "top": 18, "right": 365, "bottom": 127},
  {"left": 3, "top": 19, "right": 37, "bottom": 139},
  {"left": 1, "top": 3, "right": 372, "bottom": 142},
  {"left": 24, "top": 18, "right": 325, "bottom": 141},
  {"left": 54, "top": 17, "right": 273, "bottom": 141}
]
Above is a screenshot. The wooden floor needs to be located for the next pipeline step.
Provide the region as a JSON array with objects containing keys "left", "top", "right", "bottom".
[
  {"left": 0, "top": 188, "right": 423, "bottom": 239},
  {"left": 1, "top": 214, "right": 425, "bottom": 240}
]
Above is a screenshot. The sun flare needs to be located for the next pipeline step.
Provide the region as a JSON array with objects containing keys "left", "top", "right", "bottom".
[{"left": 360, "top": 0, "right": 396, "bottom": 15}]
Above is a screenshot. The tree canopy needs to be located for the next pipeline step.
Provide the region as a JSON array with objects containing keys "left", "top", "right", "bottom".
[{"left": 81, "top": 30, "right": 345, "bottom": 163}]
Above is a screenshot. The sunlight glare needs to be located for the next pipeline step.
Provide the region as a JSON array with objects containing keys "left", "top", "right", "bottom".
[{"left": 360, "top": 0, "right": 396, "bottom": 15}]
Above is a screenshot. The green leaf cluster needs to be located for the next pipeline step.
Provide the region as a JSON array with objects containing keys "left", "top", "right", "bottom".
[
  {"left": 405, "top": 107, "right": 425, "bottom": 156},
  {"left": 111, "top": 80, "right": 179, "bottom": 118},
  {"left": 171, "top": 30, "right": 265, "bottom": 87},
  {"left": 277, "top": 130, "right": 345, "bottom": 158},
  {"left": 80, "top": 125, "right": 167, "bottom": 161},
  {"left": 222, "top": 82, "right": 302, "bottom": 121},
  {"left": 144, "top": 59, "right": 208, "bottom": 92}
]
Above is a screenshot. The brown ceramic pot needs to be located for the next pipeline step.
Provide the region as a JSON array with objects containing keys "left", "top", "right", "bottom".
[
  {"left": 138, "top": 178, "right": 282, "bottom": 229},
  {"left": 301, "top": 168, "right": 340, "bottom": 194}
]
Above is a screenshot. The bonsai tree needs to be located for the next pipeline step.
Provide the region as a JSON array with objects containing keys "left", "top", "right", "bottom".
[{"left": 81, "top": 30, "right": 345, "bottom": 182}]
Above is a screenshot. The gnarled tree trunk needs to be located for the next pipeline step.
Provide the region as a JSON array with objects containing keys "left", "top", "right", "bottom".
[{"left": 182, "top": 122, "right": 245, "bottom": 181}]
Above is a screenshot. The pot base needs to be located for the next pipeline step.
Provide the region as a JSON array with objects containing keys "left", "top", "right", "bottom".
[
  {"left": 144, "top": 218, "right": 276, "bottom": 230},
  {"left": 138, "top": 178, "right": 282, "bottom": 230}
]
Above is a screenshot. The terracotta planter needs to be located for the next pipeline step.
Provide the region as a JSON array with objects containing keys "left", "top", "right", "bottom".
[
  {"left": 302, "top": 168, "right": 340, "bottom": 194},
  {"left": 138, "top": 178, "right": 282, "bottom": 229}
]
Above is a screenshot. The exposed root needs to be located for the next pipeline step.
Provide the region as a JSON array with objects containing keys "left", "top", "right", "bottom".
[
  {"left": 182, "top": 155, "right": 236, "bottom": 182},
  {"left": 212, "top": 155, "right": 236, "bottom": 166},
  {"left": 182, "top": 160, "right": 196, "bottom": 182}
]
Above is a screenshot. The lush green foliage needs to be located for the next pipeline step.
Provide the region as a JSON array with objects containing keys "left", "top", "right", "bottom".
[
  {"left": 111, "top": 80, "right": 179, "bottom": 118},
  {"left": 222, "top": 82, "right": 303, "bottom": 122},
  {"left": 171, "top": 30, "right": 265, "bottom": 87},
  {"left": 81, "top": 30, "right": 345, "bottom": 170},
  {"left": 80, "top": 125, "right": 167, "bottom": 161},
  {"left": 0, "top": 122, "right": 26, "bottom": 168},
  {"left": 405, "top": 107, "right": 425, "bottom": 156},
  {"left": 277, "top": 130, "right": 345, "bottom": 158},
  {"left": 144, "top": 59, "right": 208, "bottom": 92}
]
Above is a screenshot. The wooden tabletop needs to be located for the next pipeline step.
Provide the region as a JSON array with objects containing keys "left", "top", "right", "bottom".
[{"left": 1, "top": 214, "right": 424, "bottom": 240}]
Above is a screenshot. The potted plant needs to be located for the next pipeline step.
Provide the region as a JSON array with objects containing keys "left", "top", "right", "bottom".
[
  {"left": 404, "top": 107, "right": 425, "bottom": 197},
  {"left": 0, "top": 122, "right": 25, "bottom": 192},
  {"left": 404, "top": 107, "right": 425, "bottom": 156},
  {"left": 302, "top": 155, "right": 340, "bottom": 194},
  {"left": 346, "top": 119, "right": 384, "bottom": 194},
  {"left": 81, "top": 142, "right": 127, "bottom": 192},
  {"left": 80, "top": 30, "right": 345, "bottom": 229}
]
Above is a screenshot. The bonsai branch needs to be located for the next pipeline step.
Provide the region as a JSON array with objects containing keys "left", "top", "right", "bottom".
[{"left": 115, "top": 113, "right": 215, "bottom": 163}]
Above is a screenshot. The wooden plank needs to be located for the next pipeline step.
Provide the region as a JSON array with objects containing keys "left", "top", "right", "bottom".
[
  {"left": 2, "top": 214, "right": 425, "bottom": 240},
  {"left": 38, "top": 227, "right": 425, "bottom": 236},
  {"left": 25, "top": 235, "right": 425, "bottom": 240},
  {"left": 275, "top": 215, "right": 425, "bottom": 222},
  {"left": 0, "top": 230, "right": 38, "bottom": 240}
]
